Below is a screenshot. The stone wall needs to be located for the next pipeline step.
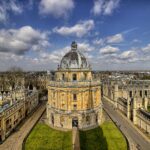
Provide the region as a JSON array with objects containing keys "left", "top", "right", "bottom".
[
  {"left": 136, "top": 111, "right": 150, "bottom": 134},
  {"left": 0, "top": 90, "right": 39, "bottom": 142}
]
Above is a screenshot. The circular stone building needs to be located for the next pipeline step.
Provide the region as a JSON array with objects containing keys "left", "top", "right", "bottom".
[{"left": 47, "top": 41, "right": 102, "bottom": 129}]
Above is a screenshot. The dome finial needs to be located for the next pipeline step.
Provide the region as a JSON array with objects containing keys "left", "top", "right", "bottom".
[{"left": 71, "top": 41, "right": 77, "bottom": 51}]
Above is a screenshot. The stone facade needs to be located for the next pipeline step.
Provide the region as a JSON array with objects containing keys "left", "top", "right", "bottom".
[
  {"left": 103, "top": 79, "right": 150, "bottom": 134},
  {"left": 47, "top": 42, "right": 102, "bottom": 130},
  {"left": 0, "top": 89, "right": 39, "bottom": 142}
]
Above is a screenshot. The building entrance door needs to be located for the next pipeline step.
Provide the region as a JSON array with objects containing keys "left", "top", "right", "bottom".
[{"left": 72, "top": 117, "right": 78, "bottom": 127}]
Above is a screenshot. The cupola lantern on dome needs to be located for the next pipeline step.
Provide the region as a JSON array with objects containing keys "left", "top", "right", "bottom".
[
  {"left": 59, "top": 41, "right": 90, "bottom": 70},
  {"left": 71, "top": 41, "right": 77, "bottom": 51}
]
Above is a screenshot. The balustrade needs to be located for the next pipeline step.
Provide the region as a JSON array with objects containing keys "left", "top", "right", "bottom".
[{"left": 49, "top": 80, "right": 101, "bottom": 88}]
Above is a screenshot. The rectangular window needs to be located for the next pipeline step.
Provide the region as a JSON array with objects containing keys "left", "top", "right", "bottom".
[
  {"left": 73, "top": 104, "right": 77, "bottom": 110},
  {"left": 140, "top": 91, "right": 142, "bottom": 97},
  {"left": 73, "top": 94, "right": 77, "bottom": 101},
  {"left": 129, "top": 91, "right": 132, "bottom": 98},
  {"left": 145, "top": 90, "right": 147, "bottom": 97},
  {"left": 73, "top": 74, "right": 77, "bottom": 81}
]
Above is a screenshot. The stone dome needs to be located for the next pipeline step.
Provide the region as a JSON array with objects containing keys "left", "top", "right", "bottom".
[{"left": 60, "top": 41, "right": 89, "bottom": 69}]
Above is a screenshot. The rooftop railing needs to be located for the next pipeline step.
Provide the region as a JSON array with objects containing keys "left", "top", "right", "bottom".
[{"left": 48, "top": 80, "right": 101, "bottom": 88}]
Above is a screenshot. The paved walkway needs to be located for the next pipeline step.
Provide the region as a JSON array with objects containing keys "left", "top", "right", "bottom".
[
  {"left": 0, "top": 103, "right": 46, "bottom": 150},
  {"left": 72, "top": 127, "right": 80, "bottom": 150},
  {"left": 103, "top": 98, "right": 150, "bottom": 150}
]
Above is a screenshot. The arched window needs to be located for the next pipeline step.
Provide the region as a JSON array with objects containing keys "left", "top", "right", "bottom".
[
  {"left": 86, "top": 115, "right": 90, "bottom": 124},
  {"left": 73, "top": 74, "right": 77, "bottom": 81},
  {"left": 140, "top": 90, "right": 142, "bottom": 97},
  {"left": 29, "top": 84, "right": 33, "bottom": 90},
  {"left": 84, "top": 73, "right": 87, "bottom": 80},
  {"left": 62, "top": 73, "right": 65, "bottom": 80},
  {"left": 145, "top": 90, "right": 147, "bottom": 97}
]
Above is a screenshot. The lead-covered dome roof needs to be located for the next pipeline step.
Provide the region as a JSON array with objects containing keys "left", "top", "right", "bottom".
[{"left": 60, "top": 41, "right": 89, "bottom": 69}]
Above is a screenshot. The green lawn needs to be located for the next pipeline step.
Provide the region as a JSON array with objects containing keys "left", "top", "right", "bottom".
[
  {"left": 147, "top": 106, "right": 150, "bottom": 112},
  {"left": 25, "top": 123, "right": 72, "bottom": 150},
  {"left": 80, "top": 121, "right": 127, "bottom": 150}
]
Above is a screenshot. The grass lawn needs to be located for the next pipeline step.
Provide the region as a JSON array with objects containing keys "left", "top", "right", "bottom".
[
  {"left": 147, "top": 106, "right": 150, "bottom": 112},
  {"left": 80, "top": 121, "right": 127, "bottom": 150},
  {"left": 25, "top": 123, "right": 72, "bottom": 150}
]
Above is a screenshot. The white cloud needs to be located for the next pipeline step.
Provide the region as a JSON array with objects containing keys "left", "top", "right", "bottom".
[
  {"left": 40, "top": 46, "right": 70, "bottom": 64},
  {"left": 0, "top": 0, "right": 23, "bottom": 23},
  {"left": 92, "top": 0, "right": 120, "bottom": 16},
  {"left": 10, "top": 0, "right": 22, "bottom": 14},
  {"left": 142, "top": 44, "right": 150, "bottom": 52},
  {"left": 132, "top": 39, "right": 141, "bottom": 43},
  {"left": 119, "top": 50, "right": 137, "bottom": 60},
  {"left": 92, "top": 0, "right": 104, "bottom": 15},
  {"left": 106, "top": 33, "right": 123, "bottom": 43},
  {"left": 78, "top": 42, "right": 95, "bottom": 52},
  {"left": 93, "top": 33, "right": 123, "bottom": 46},
  {"left": 93, "top": 38, "right": 104, "bottom": 46},
  {"left": 39, "top": 0, "right": 74, "bottom": 18},
  {"left": 0, "top": 26, "right": 50, "bottom": 55},
  {"left": 100, "top": 45, "right": 119, "bottom": 54},
  {"left": 53, "top": 20, "right": 94, "bottom": 37}
]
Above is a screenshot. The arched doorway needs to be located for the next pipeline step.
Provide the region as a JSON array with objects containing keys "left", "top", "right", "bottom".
[
  {"left": 29, "top": 84, "right": 33, "bottom": 90},
  {"left": 72, "top": 117, "right": 78, "bottom": 127}
]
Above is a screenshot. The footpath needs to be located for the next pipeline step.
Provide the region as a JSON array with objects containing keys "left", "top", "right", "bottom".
[{"left": 0, "top": 103, "right": 46, "bottom": 150}]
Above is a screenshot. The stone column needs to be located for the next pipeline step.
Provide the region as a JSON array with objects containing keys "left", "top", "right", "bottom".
[
  {"left": 144, "top": 97, "right": 148, "bottom": 110},
  {"left": 82, "top": 92, "right": 84, "bottom": 110},
  {"left": 127, "top": 97, "right": 130, "bottom": 119},
  {"left": 114, "top": 84, "right": 118, "bottom": 108},
  {"left": 133, "top": 97, "right": 137, "bottom": 124},
  {"left": 1, "top": 117, "right": 6, "bottom": 141},
  {"left": 67, "top": 91, "right": 68, "bottom": 110}
]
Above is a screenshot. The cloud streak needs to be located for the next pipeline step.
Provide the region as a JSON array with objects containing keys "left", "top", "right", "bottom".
[
  {"left": 0, "top": 0, "right": 23, "bottom": 23},
  {"left": 53, "top": 20, "right": 94, "bottom": 37},
  {"left": 92, "top": 0, "right": 120, "bottom": 16}
]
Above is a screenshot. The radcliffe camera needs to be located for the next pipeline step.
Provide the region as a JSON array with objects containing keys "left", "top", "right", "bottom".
[{"left": 0, "top": 0, "right": 150, "bottom": 150}]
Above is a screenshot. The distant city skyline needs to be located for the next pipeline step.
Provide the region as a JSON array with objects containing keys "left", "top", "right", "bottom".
[{"left": 0, "top": 0, "right": 150, "bottom": 71}]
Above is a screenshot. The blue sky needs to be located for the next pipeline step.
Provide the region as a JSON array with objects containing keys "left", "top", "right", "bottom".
[{"left": 0, "top": 0, "right": 150, "bottom": 71}]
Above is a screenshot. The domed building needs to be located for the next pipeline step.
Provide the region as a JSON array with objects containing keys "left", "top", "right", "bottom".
[{"left": 47, "top": 41, "right": 102, "bottom": 129}]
